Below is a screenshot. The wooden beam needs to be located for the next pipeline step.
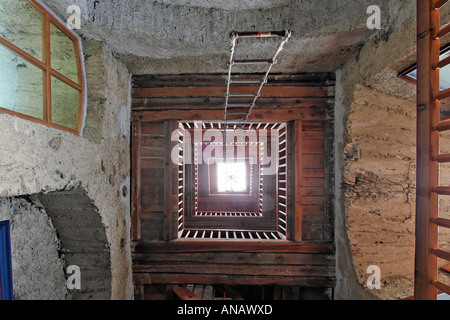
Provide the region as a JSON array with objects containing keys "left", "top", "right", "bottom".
[
  {"left": 131, "top": 121, "right": 142, "bottom": 241},
  {"left": 294, "top": 120, "right": 303, "bottom": 242},
  {"left": 163, "top": 121, "right": 172, "bottom": 241},
  {"left": 132, "top": 240, "right": 334, "bottom": 253},
  {"left": 434, "top": 0, "right": 449, "bottom": 9},
  {"left": 133, "top": 108, "right": 328, "bottom": 122},
  {"left": 134, "top": 273, "right": 335, "bottom": 287},
  {"left": 414, "top": 0, "right": 439, "bottom": 300},
  {"left": 173, "top": 285, "right": 202, "bottom": 300},
  {"left": 132, "top": 86, "right": 330, "bottom": 99}
]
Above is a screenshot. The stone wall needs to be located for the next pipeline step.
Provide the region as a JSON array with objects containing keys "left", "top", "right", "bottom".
[
  {"left": 0, "top": 39, "right": 133, "bottom": 299},
  {"left": 335, "top": 4, "right": 450, "bottom": 300}
]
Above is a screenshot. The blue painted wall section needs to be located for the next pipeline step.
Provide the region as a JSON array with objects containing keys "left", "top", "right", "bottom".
[{"left": 0, "top": 220, "right": 13, "bottom": 300}]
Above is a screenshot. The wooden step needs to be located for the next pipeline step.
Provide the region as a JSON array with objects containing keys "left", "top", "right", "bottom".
[
  {"left": 435, "top": 0, "right": 449, "bottom": 10},
  {"left": 434, "top": 119, "right": 450, "bottom": 131},
  {"left": 435, "top": 88, "right": 450, "bottom": 101},
  {"left": 433, "top": 280, "right": 450, "bottom": 295},
  {"left": 441, "top": 263, "right": 450, "bottom": 273},
  {"left": 432, "top": 186, "right": 450, "bottom": 195},
  {"left": 436, "top": 23, "right": 450, "bottom": 39},
  {"left": 432, "top": 249, "right": 450, "bottom": 262},
  {"left": 233, "top": 59, "right": 273, "bottom": 65},
  {"left": 432, "top": 217, "right": 450, "bottom": 228},
  {"left": 432, "top": 153, "right": 450, "bottom": 163}
]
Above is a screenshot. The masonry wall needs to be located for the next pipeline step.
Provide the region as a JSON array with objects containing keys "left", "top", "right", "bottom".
[
  {"left": 0, "top": 39, "right": 133, "bottom": 299},
  {"left": 334, "top": 4, "right": 450, "bottom": 299}
]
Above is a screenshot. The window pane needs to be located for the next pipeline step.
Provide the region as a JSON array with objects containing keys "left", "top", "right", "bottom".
[
  {"left": 0, "top": 0, "right": 43, "bottom": 60},
  {"left": 50, "top": 23, "right": 78, "bottom": 83},
  {"left": 0, "top": 44, "right": 44, "bottom": 119},
  {"left": 51, "top": 77, "right": 79, "bottom": 129}
]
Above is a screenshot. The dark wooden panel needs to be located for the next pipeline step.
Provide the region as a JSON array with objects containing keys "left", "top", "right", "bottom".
[
  {"left": 131, "top": 73, "right": 335, "bottom": 289},
  {"left": 134, "top": 251, "right": 333, "bottom": 265},
  {"left": 132, "top": 73, "right": 335, "bottom": 88},
  {"left": 302, "top": 140, "right": 324, "bottom": 154},
  {"left": 132, "top": 241, "right": 334, "bottom": 253},
  {"left": 133, "top": 263, "right": 334, "bottom": 277},
  {"left": 132, "top": 97, "right": 330, "bottom": 110},
  {"left": 302, "top": 214, "right": 325, "bottom": 241},
  {"left": 141, "top": 135, "right": 166, "bottom": 147},
  {"left": 303, "top": 155, "right": 324, "bottom": 169},
  {"left": 133, "top": 108, "right": 328, "bottom": 122},
  {"left": 133, "top": 86, "right": 330, "bottom": 99},
  {"left": 134, "top": 273, "right": 335, "bottom": 287},
  {"left": 141, "top": 122, "right": 165, "bottom": 134}
]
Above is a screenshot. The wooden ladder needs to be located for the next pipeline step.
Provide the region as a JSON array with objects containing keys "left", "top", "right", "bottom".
[
  {"left": 415, "top": 0, "right": 450, "bottom": 299},
  {"left": 223, "top": 30, "right": 291, "bottom": 128}
]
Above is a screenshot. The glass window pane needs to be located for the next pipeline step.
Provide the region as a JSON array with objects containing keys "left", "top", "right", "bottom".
[
  {"left": 0, "top": 0, "right": 43, "bottom": 60},
  {"left": 0, "top": 44, "right": 44, "bottom": 119},
  {"left": 50, "top": 23, "right": 78, "bottom": 83},
  {"left": 51, "top": 77, "right": 79, "bottom": 129}
]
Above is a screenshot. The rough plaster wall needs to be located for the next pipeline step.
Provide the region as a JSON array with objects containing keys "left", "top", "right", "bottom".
[
  {"left": 40, "top": 0, "right": 395, "bottom": 74},
  {"left": 345, "top": 85, "right": 416, "bottom": 299},
  {"left": 0, "top": 197, "right": 67, "bottom": 300},
  {"left": 0, "top": 41, "right": 133, "bottom": 299},
  {"left": 335, "top": 3, "right": 450, "bottom": 300}
]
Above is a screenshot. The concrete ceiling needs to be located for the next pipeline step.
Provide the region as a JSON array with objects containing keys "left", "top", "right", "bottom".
[{"left": 41, "top": 0, "right": 413, "bottom": 75}]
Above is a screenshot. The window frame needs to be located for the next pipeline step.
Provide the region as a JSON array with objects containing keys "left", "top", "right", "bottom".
[
  {"left": 398, "top": 43, "right": 450, "bottom": 87},
  {"left": 0, "top": 0, "right": 86, "bottom": 135}
]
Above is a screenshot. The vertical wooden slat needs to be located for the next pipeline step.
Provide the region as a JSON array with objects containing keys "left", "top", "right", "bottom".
[
  {"left": 163, "top": 121, "right": 172, "bottom": 241},
  {"left": 286, "top": 121, "right": 295, "bottom": 240},
  {"left": 43, "top": 13, "right": 52, "bottom": 123},
  {"left": 294, "top": 120, "right": 303, "bottom": 242},
  {"left": 414, "top": 0, "right": 439, "bottom": 300},
  {"left": 131, "top": 121, "right": 142, "bottom": 241}
]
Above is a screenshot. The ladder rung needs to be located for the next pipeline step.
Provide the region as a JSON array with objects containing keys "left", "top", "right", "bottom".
[
  {"left": 432, "top": 249, "right": 450, "bottom": 262},
  {"left": 233, "top": 30, "right": 289, "bottom": 38},
  {"left": 227, "top": 104, "right": 252, "bottom": 108},
  {"left": 436, "top": 23, "right": 450, "bottom": 38},
  {"left": 432, "top": 186, "right": 450, "bottom": 195},
  {"left": 227, "top": 93, "right": 256, "bottom": 98},
  {"left": 432, "top": 217, "right": 450, "bottom": 228},
  {"left": 433, "top": 118, "right": 450, "bottom": 131},
  {"left": 435, "top": 88, "right": 450, "bottom": 100},
  {"left": 435, "top": 0, "right": 449, "bottom": 9},
  {"left": 436, "top": 55, "right": 450, "bottom": 69},
  {"left": 233, "top": 59, "right": 273, "bottom": 65},
  {"left": 441, "top": 263, "right": 450, "bottom": 273},
  {"left": 433, "top": 280, "right": 450, "bottom": 295},
  {"left": 226, "top": 112, "right": 248, "bottom": 115},
  {"left": 432, "top": 153, "right": 450, "bottom": 162},
  {"left": 230, "top": 80, "right": 262, "bottom": 84}
]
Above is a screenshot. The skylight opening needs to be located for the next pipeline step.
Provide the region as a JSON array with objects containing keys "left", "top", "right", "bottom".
[{"left": 216, "top": 161, "right": 247, "bottom": 193}]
